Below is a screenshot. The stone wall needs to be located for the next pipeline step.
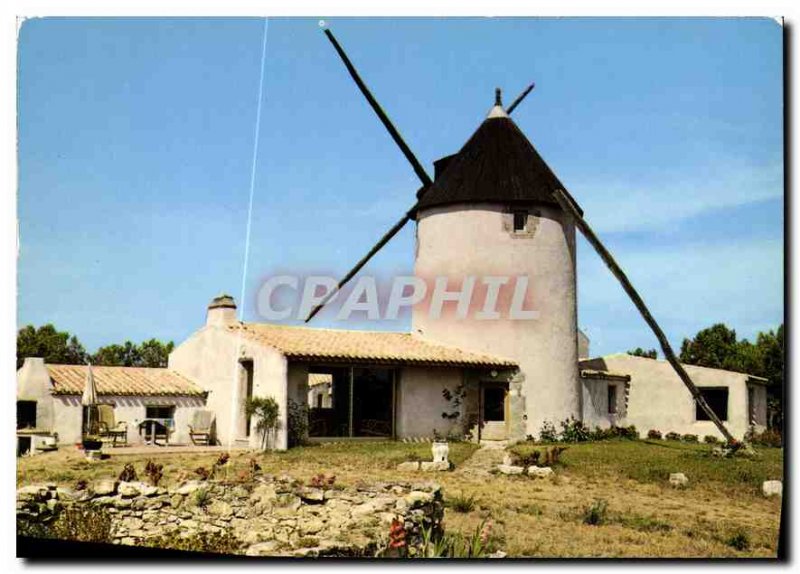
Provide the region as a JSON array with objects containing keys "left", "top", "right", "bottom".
[{"left": 17, "top": 476, "right": 444, "bottom": 557}]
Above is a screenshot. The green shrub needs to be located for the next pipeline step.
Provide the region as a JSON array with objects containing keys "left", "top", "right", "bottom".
[
  {"left": 682, "top": 434, "right": 699, "bottom": 443},
  {"left": 245, "top": 396, "right": 281, "bottom": 450},
  {"left": 703, "top": 435, "right": 719, "bottom": 444},
  {"left": 415, "top": 519, "right": 497, "bottom": 558},
  {"left": 144, "top": 460, "right": 163, "bottom": 486},
  {"left": 726, "top": 529, "right": 750, "bottom": 551},
  {"left": 194, "top": 487, "right": 211, "bottom": 509},
  {"left": 447, "top": 491, "right": 478, "bottom": 513},
  {"left": 118, "top": 463, "right": 137, "bottom": 482},
  {"left": 538, "top": 421, "right": 558, "bottom": 443},
  {"left": 582, "top": 499, "right": 608, "bottom": 526},
  {"left": 664, "top": 431, "right": 681, "bottom": 441},
  {"left": 21, "top": 506, "right": 114, "bottom": 543},
  {"left": 745, "top": 427, "right": 782, "bottom": 448},
  {"left": 287, "top": 399, "right": 309, "bottom": 448},
  {"left": 590, "top": 427, "right": 614, "bottom": 441},
  {"left": 516, "top": 503, "right": 543, "bottom": 516},
  {"left": 559, "top": 417, "right": 591, "bottom": 443},
  {"left": 647, "top": 429, "right": 663, "bottom": 440}
]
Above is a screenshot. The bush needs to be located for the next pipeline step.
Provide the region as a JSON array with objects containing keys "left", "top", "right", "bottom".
[
  {"left": 745, "top": 427, "right": 782, "bottom": 448},
  {"left": 726, "top": 529, "right": 750, "bottom": 551},
  {"left": 287, "top": 399, "right": 309, "bottom": 448},
  {"left": 144, "top": 460, "right": 163, "bottom": 486},
  {"left": 447, "top": 491, "right": 478, "bottom": 513},
  {"left": 664, "top": 431, "right": 681, "bottom": 441},
  {"left": 559, "top": 417, "right": 591, "bottom": 443},
  {"left": 194, "top": 467, "right": 211, "bottom": 480},
  {"left": 615, "top": 425, "right": 639, "bottom": 440},
  {"left": 309, "top": 473, "right": 336, "bottom": 488},
  {"left": 414, "top": 519, "right": 497, "bottom": 558},
  {"left": 681, "top": 434, "right": 699, "bottom": 443},
  {"left": 538, "top": 421, "right": 558, "bottom": 443},
  {"left": 647, "top": 429, "right": 663, "bottom": 440},
  {"left": 703, "top": 435, "right": 719, "bottom": 444},
  {"left": 194, "top": 487, "right": 211, "bottom": 509},
  {"left": 582, "top": 499, "right": 608, "bottom": 526},
  {"left": 21, "top": 506, "right": 114, "bottom": 543},
  {"left": 118, "top": 463, "right": 138, "bottom": 482},
  {"left": 245, "top": 396, "right": 281, "bottom": 450}
]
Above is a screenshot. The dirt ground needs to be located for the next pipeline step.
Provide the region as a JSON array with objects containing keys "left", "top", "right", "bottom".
[{"left": 17, "top": 439, "right": 783, "bottom": 558}]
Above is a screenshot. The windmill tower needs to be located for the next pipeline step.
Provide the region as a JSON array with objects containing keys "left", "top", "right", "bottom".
[
  {"left": 308, "top": 26, "right": 738, "bottom": 446},
  {"left": 412, "top": 91, "right": 580, "bottom": 437}
]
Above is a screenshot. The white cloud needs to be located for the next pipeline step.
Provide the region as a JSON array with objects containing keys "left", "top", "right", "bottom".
[
  {"left": 571, "top": 161, "right": 783, "bottom": 233},
  {"left": 578, "top": 236, "right": 784, "bottom": 355}
]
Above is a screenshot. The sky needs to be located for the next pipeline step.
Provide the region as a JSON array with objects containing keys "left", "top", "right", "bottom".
[{"left": 17, "top": 17, "right": 784, "bottom": 356}]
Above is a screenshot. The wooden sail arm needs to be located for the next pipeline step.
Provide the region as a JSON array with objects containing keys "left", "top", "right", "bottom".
[{"left": 550, "top": 188, "right": 738, "bottom": 446}]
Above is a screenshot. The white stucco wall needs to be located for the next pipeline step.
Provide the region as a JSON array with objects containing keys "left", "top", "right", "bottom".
[
  {"left": 581, "top": 377, "right": 628, "bottom": 430},
  {"left": 414, "top": 203, "right": 580, "bottom": 438},
  {"left": 580, "top": 354, "right": 767, "bottom": 440},
  {"left": 17, "top": 358, "right": 57, "bottom": 432},
  {"left": 50, "top": 395, "right": 205, "bottom": 445},
  {"left": 395, "top": 366, "right": 464, "bottom": 439},
  {"left": 169, "top": 325, "right": 290, "bottom": 450}
]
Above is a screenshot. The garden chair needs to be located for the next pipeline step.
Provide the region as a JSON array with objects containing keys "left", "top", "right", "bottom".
[{"left": 189, "top": 410, "right": 215, "bottom": 445}]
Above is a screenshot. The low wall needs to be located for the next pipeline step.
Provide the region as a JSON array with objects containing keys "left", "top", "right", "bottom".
[{"left": 17, "top": 476, "right": 444, "bottom": 557}]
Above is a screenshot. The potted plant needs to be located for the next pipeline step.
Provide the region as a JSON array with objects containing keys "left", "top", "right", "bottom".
[
  {"left": 431, "top": 429, "right": 450, "bottom": 464},
  {"left": 82, "top": 436, "right": 103, "bottom": 451}
]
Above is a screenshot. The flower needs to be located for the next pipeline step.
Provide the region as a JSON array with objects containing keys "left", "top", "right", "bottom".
[
  {"left": 389, "top": 518, "right": 407, "bottom": 549},
  {"left": 479, "top": 520, "right": 493, "bottom": 545}
]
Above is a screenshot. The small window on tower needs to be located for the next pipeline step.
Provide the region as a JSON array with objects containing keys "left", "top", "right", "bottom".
[{"left": 513, "top": 210, "right": 528, "bottom": 232}]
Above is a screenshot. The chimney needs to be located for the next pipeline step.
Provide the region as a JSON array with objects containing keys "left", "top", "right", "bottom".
[
  {"left": 17, "top": 357, "right": 50, "bottom": 400},
  {"left": 206, "top": 294, "right": 237, "bottom": 327}
]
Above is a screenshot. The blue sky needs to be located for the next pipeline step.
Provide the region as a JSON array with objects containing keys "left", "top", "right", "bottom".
[{"left": 17, "top": 17, "right": 783, "bottom": 356}]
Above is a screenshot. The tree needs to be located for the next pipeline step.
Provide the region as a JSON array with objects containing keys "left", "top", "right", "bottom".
[
  {"left": 93, "top": 342, "right": 141, "bottom": 367},
  {"left": 92, "top": 339, "right": 175, "bottom": 368},
  {"left": 137, "top": 339, "right": 175, "bottom": 368},
  {"left": 627, "top": 347, "right": 657, "bottom": 359},
  {"left": 680, "top": 323, "right": 784, "bottom": 430},
  {"left": 679, "top": 324, "right": 741, "bottom": 371},
  {"left": 16, "top": 324, "right": 88, "bottom": 369},
  {"left": 244, "top": 396, "right": 280, "bottom": 451}
]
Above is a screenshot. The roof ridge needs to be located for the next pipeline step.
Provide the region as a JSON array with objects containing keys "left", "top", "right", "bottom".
[{"left": 235, "top": 321, "right": 414, "bottom": 337}]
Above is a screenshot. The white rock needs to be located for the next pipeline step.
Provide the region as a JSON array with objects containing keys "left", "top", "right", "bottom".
[
  {"left": 118, "top": 481, "right": 146, "bottom": 497},
  {"left": 246, "top": 541, "right": 280, "bottom": 556},
  {"left": 94, "top": 480, "right": 117, "bottom": 496},
  {"left": 175, "top": 481, "right": 205, "bottom": 495},
  {"left": 502, "top": 454, "right": 515, "bottom": 466},
  {"left": 497, "top": 464, "right": 525, "bottom": 475},
  {"left": 420, "top": 461, "right": 449, "bottom": 472},
  {"left": 669, "top": 473, "right": 688, "bottom": 487},
  {"left": 17, "top": 485, "right": 49, "bottom": 500},
  {"left": 405, "top": 491, "right": 434, "bottom": 507},
  {"left": 762, "top": 480, "right": 782, "bottom": 497},
  {"left": 527, "top": 466, "right": 554, "bottom": 478},
  {"left": 396, "top": 461, "right": 420, "bottom": 471},
  {"left": 431, "top": 442, "right": 450, "bottom": 464}
]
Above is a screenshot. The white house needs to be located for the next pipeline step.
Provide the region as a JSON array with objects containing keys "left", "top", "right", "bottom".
[{"left": 16, "top": 95, "right": 769, "bottom": 450}]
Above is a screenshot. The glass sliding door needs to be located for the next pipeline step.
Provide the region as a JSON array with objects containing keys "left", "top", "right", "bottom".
[
  {"left": 307, "top": 366, "right": 395, "bottom": 438},
  {"left": 352, "top": 367, "right": 394, "bottom": 438}
]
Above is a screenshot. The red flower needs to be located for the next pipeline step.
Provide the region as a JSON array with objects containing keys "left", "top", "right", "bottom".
[{"left": 389, "top": 518, "right": 407, "bottom": 549}]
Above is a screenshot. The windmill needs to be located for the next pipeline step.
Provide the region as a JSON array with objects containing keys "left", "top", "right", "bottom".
[{"left": 308, "top": 25, "right": 737, "bottom": 447}]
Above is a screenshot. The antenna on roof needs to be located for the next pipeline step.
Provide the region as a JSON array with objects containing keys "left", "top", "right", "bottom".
[{"left": 495, "top": 87, "right": 502, "bottom": 106}]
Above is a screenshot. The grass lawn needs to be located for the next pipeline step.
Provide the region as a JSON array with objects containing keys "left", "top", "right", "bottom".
[{"left": 17, "top": 439, "right": 782, "bottom": 558}]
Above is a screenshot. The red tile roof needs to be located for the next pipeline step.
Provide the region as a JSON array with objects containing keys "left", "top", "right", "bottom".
[
  {"left": 229, "top": 323, "right": 517, "bottom": 368},
  {"left": 47, "top": 365, "right": 205, "bottom": 397}
]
